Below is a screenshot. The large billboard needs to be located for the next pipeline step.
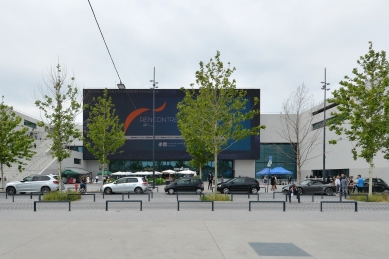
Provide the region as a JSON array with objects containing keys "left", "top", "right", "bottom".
[{"left": 83, "top": 88, "right": 261, "bottom": 160}]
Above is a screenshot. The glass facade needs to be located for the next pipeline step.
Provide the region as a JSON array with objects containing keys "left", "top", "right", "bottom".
[
  {"left": 311, "top": 169, "right": 349, "bottom": 178},
  {"left": 255, "top": 143, "right": 296, "bottom": 179}
]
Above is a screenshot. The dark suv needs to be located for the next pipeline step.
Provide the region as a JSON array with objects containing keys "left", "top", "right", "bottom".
[
  {"left": 164, "top": 178, "right": 204, "bottom": 194},
  {"left": 217, "top": 177, "right": 260, "bottom": 194},
  {"left": 361, "top": 178, "right": 389, "bottom": 194}
]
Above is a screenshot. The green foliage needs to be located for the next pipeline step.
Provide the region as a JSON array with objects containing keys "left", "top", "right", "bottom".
[
  {"left": 83, "top": 88, "right": 125, "bottom": 183},
  {"left": 327, "top": 42, "right": 389, "bottom": 196},
  {"left": 42, "top": 190, "right": 81, "bottom": 201},
  {"left": 35, "top": 64, "right": 82, "bottom": 191},
  {"left": 147, "top": 178, "right": 164, "bottom": 185},
  {"left": 348, "top": 193, "right": 388, "bottom": 202},
  {"left": 200, "top": 194, "right": 231, "bottom": 201},
  {"left": 177, "top": 51, "right": 265, "bottom": 180},
  {"left": 0, "top": 97, "right": 36, "bottom": 189}
]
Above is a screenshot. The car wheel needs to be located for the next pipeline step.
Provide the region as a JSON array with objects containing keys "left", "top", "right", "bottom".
[
  {"left": 383, "top": 189, "right": 389, "bottom": 196},
  {"left": 251, "top": 187, "right": 258, "bottom": 194},
  {"left": 297, "top": 187, "right": 303, "bottom": 194},
  {"left": 168, "top": 189, "right": 174, "bottom": 195},
  {"left": 196, "top": 188, "right": 202, "bottom": 194},
  {"left": 6, "top": 187, "right": 16, "bottom": 195},
  {"left": 104, "top": 187, "right": 112, "bottom": 194},
  {"left": 134, "top": 187, "right": 143, "bottom": 194},
  {"left": 223, "top": 188, "right": 229, "bottom": 194},
  {"left": 324, "top": 187, "right": 333, "bottom": 196},
  {"left": 41, "top": 186, "right": 51, "bottom": 194}
]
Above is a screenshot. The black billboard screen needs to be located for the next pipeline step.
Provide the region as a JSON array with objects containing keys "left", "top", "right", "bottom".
[{"left": 83, "top": 89, "right": 260, "bottom": 160}]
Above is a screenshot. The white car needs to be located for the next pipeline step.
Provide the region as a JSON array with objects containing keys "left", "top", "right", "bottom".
[
  {"left": 5, "top": 174, "right": 62, "bottom": 195},
  {"left": 100, "top": 177, "right": 149, "bottom": 194}
]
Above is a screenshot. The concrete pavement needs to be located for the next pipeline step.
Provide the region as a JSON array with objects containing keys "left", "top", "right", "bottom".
[{"left": 0, "top": 184, "right": 388, "bottom": 259}]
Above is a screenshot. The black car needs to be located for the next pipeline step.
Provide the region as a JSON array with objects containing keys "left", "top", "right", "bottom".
[
  {"left": 217, "top": 177, "right": 260, "bottom": 194},
  {"left": 164, "top": 178, "right": 204, "bottom": 194},
  {"left": 361, "top": 178, "right": 389, "bottom": 194}
]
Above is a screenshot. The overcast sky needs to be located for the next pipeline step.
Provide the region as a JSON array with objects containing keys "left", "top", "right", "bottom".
[{"left": 1, "top": 0, "right": 389, "bottom": 121}]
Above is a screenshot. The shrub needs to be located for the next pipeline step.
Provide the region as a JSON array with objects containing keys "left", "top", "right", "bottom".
[
  {"left": 348, "top": 193, "right": 388, "bottom": 202},
  {"left": 201, "top": 194, "right": 231, "bottom": 201},
  {"left": 42, "top": 190, "right": 82, "bottom": 201}
]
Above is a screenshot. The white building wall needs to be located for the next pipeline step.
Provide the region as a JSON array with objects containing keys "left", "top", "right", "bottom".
[
  {"left": 234, "top": 160, "right": 255, "bottom": 177},
  {"left": 301, "top": 104, "right": 389, "bottom": 182}
]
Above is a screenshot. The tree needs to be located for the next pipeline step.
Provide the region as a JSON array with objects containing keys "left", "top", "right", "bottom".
[
  {"left": 35, "top": 64, "right": 82, "bottom": 192},
  {"left": 327, "top": 42, "right": 389, "bottom": 196},
  {"left": 0, "top": 97, "right": 36, "bottom": 189},
  {"left": 83, "top": 88, "right": 126, "bottom": 186},
  {"left": 274, "top": 84, "right": 322, "bottom": 182},
  {"left": 177, "top": 51, "right": 265, "bottom": 189}
]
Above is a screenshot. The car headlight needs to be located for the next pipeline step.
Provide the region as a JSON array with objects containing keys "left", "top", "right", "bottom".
[{"left": 217, "top": 185, "right": 221, "bottom": 187}]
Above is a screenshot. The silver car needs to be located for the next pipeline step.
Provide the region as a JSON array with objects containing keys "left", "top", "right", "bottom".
[
  {"left": 5, "top": 174, "right": 61, "bottom": 195},
  {"left": 100, "top": 177, "right": 149, "bottom": 194}
]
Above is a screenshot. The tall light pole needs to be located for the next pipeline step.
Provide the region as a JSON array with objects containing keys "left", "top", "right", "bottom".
[
  {"left": 321, "top": 68, "right": 330, "bottom": 181},
  {"left": 150, "top": 67, "right": 158, "bottom": 189}
]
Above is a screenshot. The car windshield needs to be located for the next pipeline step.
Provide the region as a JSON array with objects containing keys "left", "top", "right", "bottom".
[{"left": 300, "top": 180, "right": 310, "bottom": 185}]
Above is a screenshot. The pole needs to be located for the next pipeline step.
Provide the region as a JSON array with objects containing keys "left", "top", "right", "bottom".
[
  {"left": 321, "top": 68, "right": 330, "bottom": 182},
  {"left": 152, "top": 67, "right": 156, "bottom": 189}
]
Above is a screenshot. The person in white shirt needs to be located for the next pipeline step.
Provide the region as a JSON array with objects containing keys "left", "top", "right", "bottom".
[{"left": 335, "top": 176, "right": 341, "bottom": 194}]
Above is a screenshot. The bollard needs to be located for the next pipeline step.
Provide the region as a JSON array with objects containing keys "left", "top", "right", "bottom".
[{"left": 74, "top": 183, "right": 78, "bottom": 192}]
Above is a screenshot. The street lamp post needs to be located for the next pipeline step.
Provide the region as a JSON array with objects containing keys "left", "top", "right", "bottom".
[
  {"left": 321, "top": 68, "right": 330, "bottom": 181},
  {"left": 150, "top": 67, "right": 158, "bottom": 189}
]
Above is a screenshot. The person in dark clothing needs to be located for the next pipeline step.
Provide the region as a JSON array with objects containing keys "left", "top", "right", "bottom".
[
  {"left": 288, "top": 176, "right": 292, "bottom": 184},
  {"left": 288, "top": 184, "right": 300, "bottom": 203},
  {"left": 208, "top": 173, "right": 213, "bottom": 190},
  {"left": 270, "top": 175, "right": 276, "bottom": 191}
]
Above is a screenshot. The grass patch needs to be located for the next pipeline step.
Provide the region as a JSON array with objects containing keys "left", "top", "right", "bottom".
[
  {"left": 348, "top": 193, "right": 388, "bottom": 202},
  {"left": 200, "top": 194, "right": 231, "bottom": 201},
  {"left": 42, "top": 190, "right": 82, "bottom": 201}
]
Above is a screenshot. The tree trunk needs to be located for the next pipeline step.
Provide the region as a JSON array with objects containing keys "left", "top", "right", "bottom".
[
  {"left": 214, "top": 145, "right": 218, "bottom": 195},
  {"left": 58, "top": 161, "right": 62, "bottom": 193},
  {"left": 368, "top": 161, "right": 373, "bottom": 197},
  {"left": 1, "top": 163, "right": 3, "bottom": 190}
]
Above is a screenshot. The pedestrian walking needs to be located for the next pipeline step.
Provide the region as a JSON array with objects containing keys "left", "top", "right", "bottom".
[
  {"left": 270, "top": 175, "right": 276, "bottom": 191},
  {"left": 288, "top": 175, "right": 292, "bottom": 185},
  {"left": 95, "top": 175, "right": 99, "bottom": 183}
]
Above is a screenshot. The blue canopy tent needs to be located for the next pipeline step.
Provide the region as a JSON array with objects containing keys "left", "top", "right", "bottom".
[
  {"left": 256, "top": 168, "right": 271, "bottom": 175},
  {"left": 270, "top": 167, "right": 293, "bottom": 175}
]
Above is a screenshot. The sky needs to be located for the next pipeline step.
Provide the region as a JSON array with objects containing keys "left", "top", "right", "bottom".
[{"left": 1, "top": 0, "right": 389, "bottom": 121}]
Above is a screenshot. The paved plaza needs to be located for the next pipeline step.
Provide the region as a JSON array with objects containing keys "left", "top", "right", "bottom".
[{"left": 0, "top": 184, "right": 388, "bottom": 258}]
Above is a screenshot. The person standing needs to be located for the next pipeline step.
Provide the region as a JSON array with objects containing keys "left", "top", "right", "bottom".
[
  {"left": 340, "top": 176, "right": 348, "bottom": 198},
  {"left": 348, "top": 176, "right": 355, "bottom": 194},
  {"left": 288, "top": 184, "right": 300, "bottom": 203},
  {"left": 288, "top": 175, "right": 292, "bottom": 185},
  {"left": 86, "top": 175, "right": 90, "bottom": 184},
  {"left": 95, "top": 175, "right": 99, "bottom": 183},
  {"left": 335, "top": 176, "right": 341, "bottom": 195},
  {"left": 270, "top": 175, "right": 276, "bottom": 191},
  {"left": 357, "top": 175, "right": 364, "bottom": 193},
  {"left": 208, "top": 172, "right": 213, "bottom": 190}
]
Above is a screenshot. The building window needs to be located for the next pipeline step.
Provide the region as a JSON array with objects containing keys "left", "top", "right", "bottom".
[
  {"left": 68, "top": 146, "right": 83, "bottom": 152},
  {"left": 24, "top": 119, "right": 36, "bottom": 129},
  {"left": 312, "top": 117, "right": 334, "bottom": 130},
  {"left": 74, "top": 158, "right": 82, "bottom": 165}
]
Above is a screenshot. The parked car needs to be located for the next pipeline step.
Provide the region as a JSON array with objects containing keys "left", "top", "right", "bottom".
[
  {"left": 5, "top": 174, "right": 61, "bottom": 195},
  {"left": 360, "top": 178, "right": 389, "bottom": 194},
  {"left": 282, "top": 179, "right": 336, "bottom": 195},
  {"left": 217, "top": 177, "right": 260, "bottom": 194},
  {"left": 164, "top": 178, "right": 204, "bottom": 194},
  {"left": 100, "top": 177, "right": 149, "bottom": 194}
]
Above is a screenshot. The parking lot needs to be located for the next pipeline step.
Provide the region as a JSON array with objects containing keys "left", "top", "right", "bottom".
[{"left": 0, "top": 184, "right": 388, "bottom": 259}]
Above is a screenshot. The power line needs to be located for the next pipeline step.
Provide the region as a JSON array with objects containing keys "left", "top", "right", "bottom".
[{"left": 87, "top": 0, "right": 123, "bottom": 84}]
